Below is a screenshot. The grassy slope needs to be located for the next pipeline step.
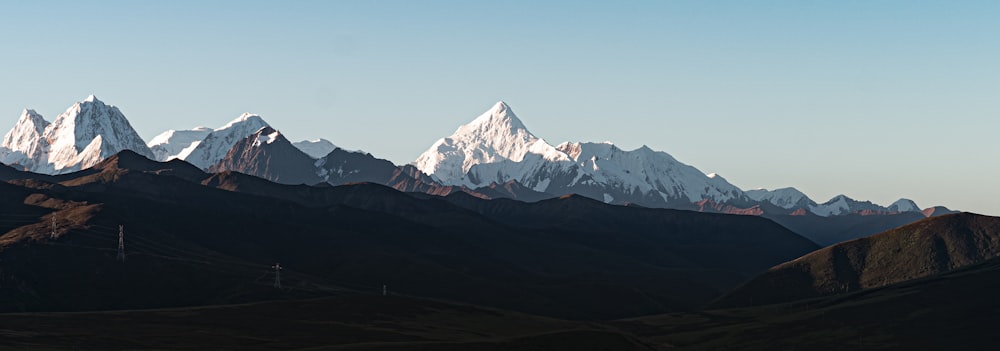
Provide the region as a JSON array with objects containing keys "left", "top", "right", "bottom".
[
  {"left": 714, "top": 212, "right": 1000, "bottom": 308},
  {"left": 621, "top": 255, "right": 1000, "bottom": 350},
  {"left": 0, "top": 294, "right": 655, "bottom": 351}
]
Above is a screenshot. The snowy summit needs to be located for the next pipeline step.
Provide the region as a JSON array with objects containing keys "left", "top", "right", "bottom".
[
  {"left": 414, "top": 101, "right": 746, "bottom": 205},
  {"left": 1, "top": 95, "right": 153, "bottom": 173}
]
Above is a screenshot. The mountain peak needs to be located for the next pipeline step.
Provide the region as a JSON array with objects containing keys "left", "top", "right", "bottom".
[
  {"left": 14, "top": 109, "right": 49, "bottom": 135},
  {"left": 292, "top": 138, "right": 338, "bottom": 159},
  {"left": 494, "top": 100, "right": 510, "bottom": 111},
  {"left": 463, "top": 100, "right": 527, "bottom": 133},
  {"left": 413, "top": 101, "right": 569, "bottom": 186},
  {"left": 251, "top": 126, "right": 283, "bottom": 147},
  {"left": 2, "top": 96, "right": 156, "bottom": 173},
  {"left": 1, "top": 109, "right": 51, "bottom": 169},
  {"left": 148, "top": 127, "right": 215, "bottom": 161},
  {"left": 207, "top": 125, "right": 321, "bottom": 185},
  {"left": 225, "top": 113, "right": 264, "bottom": 128},
  {"left": 745, "top": 187, "right": 814, "bottom": 210},
  {"left": 180, "top": 112, "right": 271, "bottom": 170},
  {"left": 829, "top": 194, "right": 854, "bottom": 202},
  {"left": 15, "top": 109, "right": 48, "bottom": 130},
  {"left": 889, "top": 198, "right": 920, "bottom": 212},
  {"left": 21, "top": 108, "right": 42, "bottom": 118}
]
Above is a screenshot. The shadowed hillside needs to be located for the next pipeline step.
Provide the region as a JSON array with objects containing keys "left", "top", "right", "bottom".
[
  {"left": 713, "top": 212, "right": 1000, "bottom": 308},
  {"left": 0, "top": 151, "right": 817, "bottom": 320},
  {"left": 0, "top": 294, "right": 656, "bottom": 351},
  {"left": 622, "top": 254, "right": 1000, "bottom": 350}
]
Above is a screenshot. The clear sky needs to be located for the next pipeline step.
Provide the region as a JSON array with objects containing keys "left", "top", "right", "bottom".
[{"left": 1, "top": 1, "right": 997, "bottom": 215}]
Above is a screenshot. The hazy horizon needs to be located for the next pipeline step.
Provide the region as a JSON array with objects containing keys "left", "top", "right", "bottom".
[{"left": 1, "top": 1, "right": 997, "bottom": 215}]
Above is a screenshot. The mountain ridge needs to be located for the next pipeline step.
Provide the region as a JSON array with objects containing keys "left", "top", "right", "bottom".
[
  {"left": 713, "top": 212, "right": 1000, "bottom": 308},
  {"left": 0, "top": 96, "right": 949, "bottom": 222}
]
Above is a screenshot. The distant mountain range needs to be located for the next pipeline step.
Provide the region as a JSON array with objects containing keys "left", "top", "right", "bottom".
[
  {"left": 2, "top": 96, "right": 999, "bottom": 348},
  {"left": 0, "top": 149, "right": 818, "bottom": 318},
  {"left": 0, "top": 96, "right": 956, "bottom": 239}
]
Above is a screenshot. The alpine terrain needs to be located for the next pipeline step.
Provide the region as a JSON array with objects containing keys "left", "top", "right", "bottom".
[{"left": 0, "top": 95, "right": 154, "bottom": 174}]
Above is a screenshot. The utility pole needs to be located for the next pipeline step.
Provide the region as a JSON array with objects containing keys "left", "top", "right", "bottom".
[
  {"left": 50, "top": 214, "right": 56, "bottom": 239},
  {"left": 272, "top": 263, "right": 282, "bottom": 289},
  {"left": 117, "top": 225, "right": 125, "bottom": 262}
]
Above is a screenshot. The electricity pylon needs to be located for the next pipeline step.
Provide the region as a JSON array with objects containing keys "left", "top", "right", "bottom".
[{"left": 272, "top": 263, "right": 282, "bottom": 289}]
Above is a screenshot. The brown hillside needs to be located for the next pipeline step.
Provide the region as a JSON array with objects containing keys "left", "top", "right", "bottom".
[{"left": 713, "top": 212, "right": 1000, "bottom": 307}]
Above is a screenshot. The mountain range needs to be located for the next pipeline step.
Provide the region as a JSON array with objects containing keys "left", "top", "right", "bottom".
[
  {"left": 0, "top": 96, "right": 955, "bottom": 244},
  {"left": 0, "top": 149, "right": 818, "bottom": 319},
  {"left": 1, "top": 95, "right": 997, "bottom": 350}
]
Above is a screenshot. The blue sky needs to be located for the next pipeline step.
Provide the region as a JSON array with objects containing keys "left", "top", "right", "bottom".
[{"left": 1, "top": 1, "right": 998, "bottom": 214}]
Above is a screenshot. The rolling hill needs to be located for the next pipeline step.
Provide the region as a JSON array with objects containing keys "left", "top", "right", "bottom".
[{"left": 712, "top": 212, "right": 1000, "bottom": 308}]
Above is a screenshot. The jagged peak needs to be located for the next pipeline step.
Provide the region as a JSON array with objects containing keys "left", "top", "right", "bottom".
[
  {"left": 21, "top": 109, "right": 43, "bottom": 118},
  {"left": 15, "top": 109, "right": 48, "bottom": 128},
  {"left": 76, "top": 95, "right": 113, "bottom": 110},
  {"left": 461, "top": 101, "right": 527, "bottom": 134},
  {"left": 494, "top": 100, "right": 509, "bottom": 110},
  {"left": 251, "top": 126, "right": 282, "bottom": 138},
  {"left": 221, "top": 113, "right": 268, "bottom": 130},
  {"left": 250, "top": 126, "right": 284, "bottom": 146},
  {"left": 58, "top": 95, "right": 119, "bottom": 122}
]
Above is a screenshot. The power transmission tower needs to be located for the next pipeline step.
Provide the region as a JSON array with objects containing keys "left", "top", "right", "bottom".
[
  {"left": 272, "top": 263, "right": 282, "bottom": 289},
  {"left": 50, "top": 214, "right": 56, "bottom": 239},
  {"left": 117, "top": 225, "right": 125, "bottom": 262}
]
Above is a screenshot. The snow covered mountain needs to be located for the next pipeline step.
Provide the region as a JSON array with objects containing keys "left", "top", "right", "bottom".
[
  {"left": 292, "top": 139, "right": 337, "bottom": 159},
  {"left": 553, "top": 141, "right": 745, "bottom": 204},
  {"left": 0, "top": 109, "right": 50, "bottom": 171},
  {"left": 888, "top": 198, "right": 920, "bottom": 213},
  {"left": 414, "top": 101, "right": 747, "bottom": 207},
  {"left": 747, "top": 188, "right": 923, "bottom": 217},
  {"left": 1, "top": 95, "right": 154, "bottom": 173},
  {"left": 147, "top": 127, "right": 212, "bottom": 161},
  {"left": 181, "top": 113, "right": 270, "bottom": 170},
  {"left": 0, "top": 96, "right": 938, "bottom": 219},
  {"left": 745, "top": 187, "right": 816, "bottom": 210},
  {"left": 208, "top": 126, "right": 324, "bottom": 185},
  {"left": 411, "top": 101, "right": 939, "bottom": 216},
  {"left": 414, "top": 101, "right": 572, "bottom": 188},
  {"left": 808, "top": 195, "right": 894, "bottom": 216}
]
